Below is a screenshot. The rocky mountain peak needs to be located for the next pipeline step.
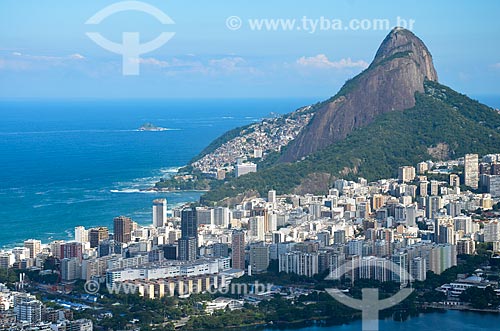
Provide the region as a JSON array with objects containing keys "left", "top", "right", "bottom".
[
  {"left": 280, "top": 28, "right": 439, "bottom": 163},
  {"left": 372, "top": 27, "right": 438, "bottom": 81}
]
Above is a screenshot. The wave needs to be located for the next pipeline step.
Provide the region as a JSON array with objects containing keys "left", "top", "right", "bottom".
[
  {"left": 110, "top": 189, "right": 158, "bottom": 194},
  {"left": 111, "top": 166, "right": 183, "bottom": 193},
  {"left": 160, "top": 167, "right": 182, "bottom": 174},
  {"left": 33, "top": 203, "right": 53, "bottom": 209}
]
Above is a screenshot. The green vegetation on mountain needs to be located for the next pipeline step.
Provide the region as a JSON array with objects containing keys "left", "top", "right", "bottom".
[{"left": 201, "top": 81, "right": 500, "bottom": 204}]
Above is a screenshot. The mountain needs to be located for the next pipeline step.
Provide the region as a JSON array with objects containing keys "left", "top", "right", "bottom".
[
  {"left": 189, "top": 28, "right": 500, "bottom": 205},
  {"left": 280, "top": 27, "right": 438, "bottom": 162}
]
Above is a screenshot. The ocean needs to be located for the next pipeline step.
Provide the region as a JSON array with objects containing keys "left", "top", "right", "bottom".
[
  {"left": 0, "top": 98, "right": 315, "bottom": 247},
  {"left": 0, "top": 96, "right": 498, "bottom": 248}
]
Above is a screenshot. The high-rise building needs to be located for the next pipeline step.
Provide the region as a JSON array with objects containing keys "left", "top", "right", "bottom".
[
  {"left": 231, "top": 230, "right": 245, "bottom": 270},
  {"left": 391, "top": 252, "right": 409, "bottom": 283},
  {"left": 49, "top": 240, "right": 65, "bottom": 259},
  {"left": 196, "top": 207, "right": 214, "bottom": 226},
  {"left": 410, "top": 257, "right": 426, "bottom": 281},
  {"left": 113, "top": 216, "right": 132, "bottom": 244},
  {"left": 457, "top": 239, "right": 476, "bottom": 255},
  {"left": 178, "top": 208, "right": 198, "bottom": 261},
  {"left": 405, "top": 204, "right": 418, "bottom": 227},
  {"left": 23, "top": 239, "right": 41, "bottom": 259},
  {"left": 333, "top": 230, "right": 346, "bottom": 244},
  {"left": 427, "top": 196, "right": 443, "bottom": 219},
  {"left": 213, "top": 207, "right": 230, "bottom": 227},
  {"left": 60, "top": 241, "right": 83, "bottom": 261},
  {"left": 419, "top": 181, "right": 429, "bottom": 197},
  {"left": 417, "top": 162, "right": 429, "bottom": 174},
  {"left": 279, "top": 251, "right": 319, "bottom": 277},
  {"left": 453, "top": 215, "right": 473, "bottom": 234},
  {"left": 74, "top": 226, "right": 88, "bottom": 244},
  {"left": 486, "top": 175, "right": 500, "bottom": 197},
  {"left": 464, "top": 154, "right": 479, "bottom": 189},
  {"left": 429, "top": 244, "right": 457, "bottom": 275},
  {"left": 430, "top": 180, "right": 440, "bottom": 196},
  {"left": 371, "top": 194, "right": 385, "bottom": 211},
  {"left": 181, "top": 208, "right": 198, "bottom": 239},
  {"left": 249, "top": 243, "right": 269, "bottom": 273},
  {"left": 398, "top": 166, "right": 416, "bottom": 183},
  {"left": 484, "top": 220, "right": 500, "bottom": 242},
  {"left": 268, "top": 190, "right": 276, "bottom": 204},
  {"left": 14, "top": 297, "right": 42, "bottom": 323},
  {"left": 178, "top": 237, "right": 197, "bottom": 261},
  {"left": 249, "top": 216, "right": 265, "bottom": 241},
  {"left": 89, "top": 227, "right": 109, "bottom": 248},
  {"left": 153, "top": 199, "right": 167, "bottom": 227},
  {"left": 61, "top": 257, "right": 82, "bottom": 281}
]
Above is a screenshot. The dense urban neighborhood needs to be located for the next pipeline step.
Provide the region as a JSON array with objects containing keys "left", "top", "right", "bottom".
[{"left": 1, "top": 153, "right": 500, "bottom": 330}]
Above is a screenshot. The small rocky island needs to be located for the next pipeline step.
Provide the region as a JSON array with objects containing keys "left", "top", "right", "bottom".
[{"left": 138, "top": 123, "right": 168, "bottom": 131}]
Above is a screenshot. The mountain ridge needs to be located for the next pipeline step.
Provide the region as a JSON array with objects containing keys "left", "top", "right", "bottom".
[
  {"left": 201, "top": 81, "right": 500, "bottom": 205},
  {"left": 174, "top": 28, "right": 500, "bottom": 205}
]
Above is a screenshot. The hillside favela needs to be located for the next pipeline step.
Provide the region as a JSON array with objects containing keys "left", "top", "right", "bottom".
[{"left": 1, "top": 1, "right": 500, "bottom": 331}]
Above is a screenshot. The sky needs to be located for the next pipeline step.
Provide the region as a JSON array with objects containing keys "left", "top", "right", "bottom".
[{"left": 0, "top": 0, "right": 499, "bottom": 99}]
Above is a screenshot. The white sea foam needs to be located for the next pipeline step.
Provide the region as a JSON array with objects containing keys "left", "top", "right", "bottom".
[{"left": 110, "top": 189, "right": 158, "bottom": 194}]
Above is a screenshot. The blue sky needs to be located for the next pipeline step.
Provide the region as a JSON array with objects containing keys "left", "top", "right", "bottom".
[{"left": 0, "top": 0, "right": 499, "bottom": 99}]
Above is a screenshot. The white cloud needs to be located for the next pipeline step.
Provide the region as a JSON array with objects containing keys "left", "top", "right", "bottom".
[
  {"left": 69, "top": 53, "right": 85, "bottom": 60},
  {"left": 296, "top": 54, "right": 368, "bottom": 69},
  {"left": 137, "top": 57, "right": 169, "bottom": 67},
  {"left": 0, "top": 52, "right": 86, "bottom": 71},
  {"left": 493, "top": 63, "right": 500, "bottom": 69},
  {"left": 209, "top": 57, "right": 246, "bottom": 70},
  {"left": 11, "top": 52, "right": 85, "bottom": 61},
  {"left": 137, "top": 56, "right": 257, "bottom": 76}
]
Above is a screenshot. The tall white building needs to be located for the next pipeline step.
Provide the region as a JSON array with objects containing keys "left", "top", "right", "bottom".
[
  {"left": 464, "top": 154, "right": 479, "bottom": 189},
  {"left": 23, "top": 239, "right": 41, "bottom": 259},
  {"left": 279, "top": 251, "right": 319, "bottom": 277},
  {"left": 74, "top": 226, "right": 88, "bottom": 244},
  {"left": 249, "top": 216, "right": 265, "bottom": 241},
  {"left": 153, "top": 199, "right": 167, "bottom": 227},
  {"left": 268, "top": 190, "right": 276, "bottom": 204},
  {"left": 14, "top": 294, "right": 42, "bottom": 324},
  {"left": 213, "top": 207, "right": 230, "bottom": 227},
  {"left": 398, "top": 166, "right": 416, "bottom": 183},
  {"left": 484, "top": 220, "right": 500, "bottom": 242}
]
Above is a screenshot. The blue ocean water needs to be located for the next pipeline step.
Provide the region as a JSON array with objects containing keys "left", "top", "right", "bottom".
[{"left": 0, "top": 98, "right": 315, "bottom": 247}]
